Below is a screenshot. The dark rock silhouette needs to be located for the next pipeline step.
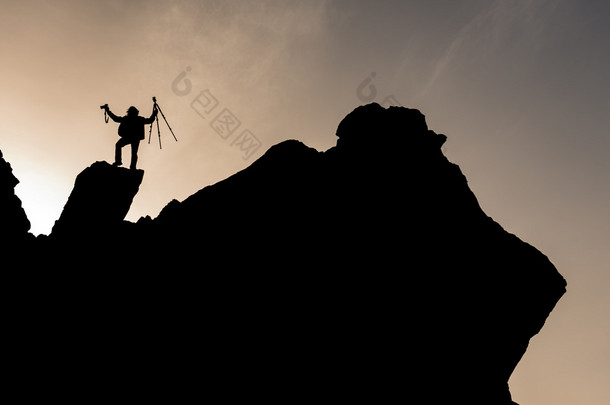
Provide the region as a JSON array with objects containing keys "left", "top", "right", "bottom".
[
  {"left": 51, "top": 161, "right": 143, "bottom": 239},
  {"left": 0, "top": 149, "right": 31, "bottom": 246},
  {"left": 2, "top": 104, "right": 566, "bottom": 404},
  {"left": 132, "top": 104, "right": 566, "bottom": 403}
]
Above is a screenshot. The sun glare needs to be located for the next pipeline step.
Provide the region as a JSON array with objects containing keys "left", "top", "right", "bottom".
[{"left": 14, "top": 171, "right": 69, "bottom": 236}]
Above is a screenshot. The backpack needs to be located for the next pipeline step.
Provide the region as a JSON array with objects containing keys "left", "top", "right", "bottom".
[
  {"left": 118, "top": 122, "right": 129, "bottom": 138},
  {"left": 118, "top": 118, "right": 144, "bottom": 140}
]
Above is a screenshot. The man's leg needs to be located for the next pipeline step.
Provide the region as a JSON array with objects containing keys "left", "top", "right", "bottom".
[
  {"left": 115, "top": 138, "right": 129, "bottom": 166},
  {"left": 130, "top": 140, "right": 140, "bottom": 169}
]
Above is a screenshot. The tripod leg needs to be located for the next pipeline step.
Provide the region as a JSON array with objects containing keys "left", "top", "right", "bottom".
[
  {"left": 148, "top": 121, "right": 153, "bottom": 144},
  {"left": 156, "top": 104, "right": 178, "bottom": 142},
  {"left": 156, "top": 115, "right": 162, "bottom": 149}
]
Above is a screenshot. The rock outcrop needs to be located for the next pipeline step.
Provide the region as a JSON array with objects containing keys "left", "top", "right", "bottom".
[
  {"left": 0, "top": 149, "right": 31, "bottom": 246},
  {"left": 133, "top": 104, "right": 566, "bottom": 403},
  {"left": 2, "top": 104, "right": 566, "bottom": 404},
  {"left": 51, "top": 161, "right": 143, "bottom": 239}
]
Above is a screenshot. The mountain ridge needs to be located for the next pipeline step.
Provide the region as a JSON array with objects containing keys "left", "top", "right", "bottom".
[{"left": 1, "top": 103, "right": 566, "bottom": 404}]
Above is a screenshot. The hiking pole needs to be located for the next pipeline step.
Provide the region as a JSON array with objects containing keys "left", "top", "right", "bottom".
[{"left": 152, "top": 96, "right": 178, "bottom": 142}]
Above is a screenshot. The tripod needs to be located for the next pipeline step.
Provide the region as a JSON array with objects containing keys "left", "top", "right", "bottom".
[{"left": 149, "top": 96, "right": 178, "bottom": 149}]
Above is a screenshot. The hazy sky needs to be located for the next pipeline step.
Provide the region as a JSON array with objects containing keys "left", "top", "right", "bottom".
[{"left": 1, "top": 1, "right": 608, "bottom": 403}]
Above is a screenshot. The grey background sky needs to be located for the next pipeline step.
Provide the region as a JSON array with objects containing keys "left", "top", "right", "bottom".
[{"left": 1, "top": 1, "right": 608, "bottom": 403}]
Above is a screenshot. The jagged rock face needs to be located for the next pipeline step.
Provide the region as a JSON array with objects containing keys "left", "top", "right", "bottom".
[
  {"left": 137, "top": 103, "right": 566, "bottom": 403},
  {"left": 51, "top": 161, "right": 143, "bottom": 239},
  {"left": 6, "top": 104, "right": 565, "bottom": 404},
  {"left": 0, "top": 149, "right": 31, "bottom": 244}
]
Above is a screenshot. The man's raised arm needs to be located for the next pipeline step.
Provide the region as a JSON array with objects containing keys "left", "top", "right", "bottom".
[
  {"left": 144, "top": 105, "right": 158, "bottom": 125},
  {"left": 105, "top": 106, "right": 122, "bottom": 123}
]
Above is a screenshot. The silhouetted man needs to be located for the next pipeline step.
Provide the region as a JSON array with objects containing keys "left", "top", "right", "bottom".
[{"left": 103, "top": 105, "right": 157, "bottom": 169}]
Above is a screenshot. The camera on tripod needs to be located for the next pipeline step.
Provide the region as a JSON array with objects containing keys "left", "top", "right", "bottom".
[
  {"left": 147, "top": 96, "right": 177, "bottom": 149},
  {"left": 100, "top": 103, "right": 108, "bottom": 110}
]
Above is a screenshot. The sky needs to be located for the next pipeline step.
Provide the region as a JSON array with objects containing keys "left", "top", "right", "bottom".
[{"left": 1, "top": 0, "right": 608, "bottom": 403}]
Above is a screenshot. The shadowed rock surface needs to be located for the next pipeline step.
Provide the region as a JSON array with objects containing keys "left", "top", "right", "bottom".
[
  {"left": 2, "top": 104, "right": 566, "bottom": 404},
  {"left": 0, "top": 149, "right": 31, "bottom": 246},
  {"left": 51, "top": 161, "right": 143, "bottom": 239}
]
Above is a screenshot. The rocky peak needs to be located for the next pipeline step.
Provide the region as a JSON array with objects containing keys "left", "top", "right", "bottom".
[
  {"left": 335, "top": 103, "right": 446, "bottom": 157},
  {"left": 139, "top": 104, "right": 566, "bottom": 403},
  {"left": 0, "top": 149, "right": 31, "bottom": 244},
  {"left": 51, "top": 161, "right": 143, "bottom": 239}
]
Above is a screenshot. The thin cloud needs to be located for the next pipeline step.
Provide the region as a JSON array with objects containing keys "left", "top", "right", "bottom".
[{"left": 421, "top": 0, "right": 564, "bottom": 96}]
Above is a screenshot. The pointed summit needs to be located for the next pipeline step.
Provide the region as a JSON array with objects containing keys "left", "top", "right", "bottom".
[
  {"left": 51, "top": 161, "right": 143, "bottom": 239},
  {"left": 0, "top": 149, "right": 31, "bottom": 244}
]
